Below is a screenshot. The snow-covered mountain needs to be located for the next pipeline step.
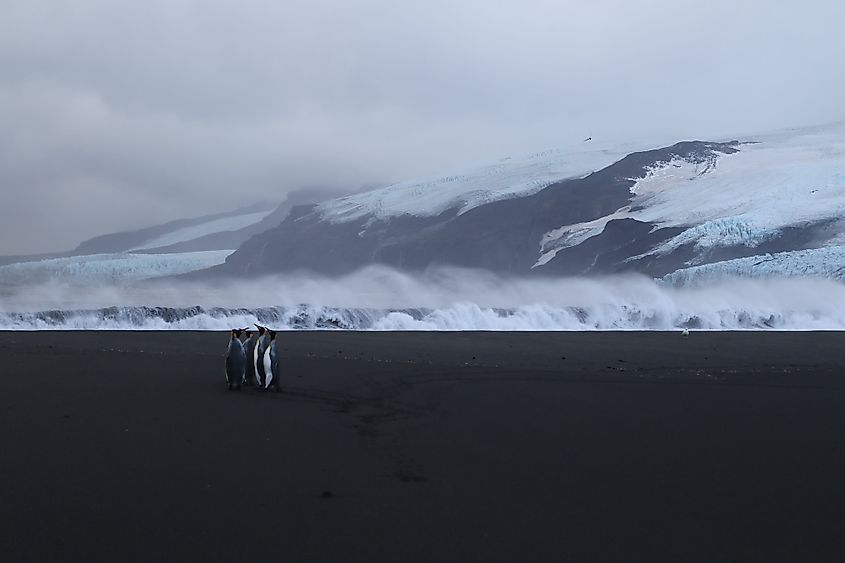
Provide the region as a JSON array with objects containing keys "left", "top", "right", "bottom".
[
  {"left": 5, "top": 124, "right": 843, "bottom": 289},
  {"left": 213, "top": 123, "right": 845, "bottom": 282}
]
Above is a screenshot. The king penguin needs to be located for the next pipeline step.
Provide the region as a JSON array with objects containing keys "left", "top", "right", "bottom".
[
  {"left": 254, "top": 325, "right": 269, "bottom": 389},
  {"left": 225, "top": 329, "right": 246, "bottom": 390},
  {"left": 242, "top": 329, "right": 258, "bottom": 386},
  {"left": 264, "top": 329, "right": 281, "bottom": 392}
]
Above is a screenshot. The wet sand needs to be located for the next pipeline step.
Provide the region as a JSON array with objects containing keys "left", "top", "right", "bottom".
[{"left": 1, "top": 331, "right": 844, "bottom": 562}]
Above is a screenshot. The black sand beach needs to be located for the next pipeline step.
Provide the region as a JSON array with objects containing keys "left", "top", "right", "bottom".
[{"left": 2, "top": 331, "right": 845, "bottom": 562}]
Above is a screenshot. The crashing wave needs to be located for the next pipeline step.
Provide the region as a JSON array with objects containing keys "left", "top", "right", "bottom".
[{"left": 2, "top": 301, "right": 844, "bottom": 331}]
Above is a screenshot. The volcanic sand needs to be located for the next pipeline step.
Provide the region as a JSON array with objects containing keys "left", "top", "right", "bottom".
[{"left": 1, "top": 331, "right": 844, "bottom": 562}]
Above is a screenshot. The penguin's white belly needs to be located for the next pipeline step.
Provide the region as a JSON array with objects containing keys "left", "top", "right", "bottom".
[
  {"left": 263, "top": 348, "right": 273, "bottom": 388},
  {"left": 253, "top": 341, "right": 261, "bottom": 376}
]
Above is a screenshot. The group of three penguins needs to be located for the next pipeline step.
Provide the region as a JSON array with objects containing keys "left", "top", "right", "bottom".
[{"left": 224, "top": 325, "right": 281, "bottom": 392}]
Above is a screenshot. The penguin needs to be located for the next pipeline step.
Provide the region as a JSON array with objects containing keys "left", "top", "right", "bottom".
[
  {"left": 241, "top": 328, "right": 258, "bottom": 386},
  {"left": 253, "top": 325, "right": 268, "bottom": 389},
  {"left": 263, "top": 329, "right": 281, "bottom": 392},
  {"left": 225, "top": 329, "right": 246, "bottom": 390}
]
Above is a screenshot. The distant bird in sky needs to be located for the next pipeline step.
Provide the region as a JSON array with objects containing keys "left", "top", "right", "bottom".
[{"left": 583, "top": 135, "right": 592, "bottom": 142}]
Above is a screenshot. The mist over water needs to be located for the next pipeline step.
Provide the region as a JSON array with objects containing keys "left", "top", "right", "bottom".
[{"left": 1, "top": 267, "right": 844, "bottom": 330}]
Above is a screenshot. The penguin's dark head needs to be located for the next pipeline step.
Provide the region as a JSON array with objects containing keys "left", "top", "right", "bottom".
[
  {"left": 256, "top": 325, "right": 266, "bottom": 335},
  {"left": 268, "top": 329, "right": 276, "bottom": 340}
]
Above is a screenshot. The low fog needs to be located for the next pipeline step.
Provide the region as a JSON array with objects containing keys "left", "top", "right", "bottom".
[{"left": 1, "top": 0, "right": 844, "bottom": 254}]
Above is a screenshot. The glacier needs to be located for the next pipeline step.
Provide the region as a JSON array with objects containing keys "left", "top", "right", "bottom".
[
  {"left": 663, "top": 246, "right": 845, "bottom": 286},
  {"left": 0, "top": 250, "right": 234, "bottom": 286},
  {"left": 539, "top": 123, "right": 845, "bottom": 270},
  {"left": 641, "top": 217, "right": 781, "bottom": 258}
]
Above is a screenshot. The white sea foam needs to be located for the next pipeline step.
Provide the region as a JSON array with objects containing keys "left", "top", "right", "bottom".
[{"left": 2, "top": 267, "right": 844, "bottom": 330}]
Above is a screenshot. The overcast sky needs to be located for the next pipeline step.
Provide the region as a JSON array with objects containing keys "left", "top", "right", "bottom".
[{"left": 1, "top": 0, "right": 843, "bottom": 254}]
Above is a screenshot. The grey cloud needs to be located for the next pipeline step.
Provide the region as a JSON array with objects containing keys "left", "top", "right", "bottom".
[{"left": 1, "top": 0, "right": 843, "bottom": 254}]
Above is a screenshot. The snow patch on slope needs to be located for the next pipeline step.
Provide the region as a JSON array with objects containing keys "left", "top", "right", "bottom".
[
  {"left": 130, "top": 211, "right": 270, "bottom": 251},
  {"left": 317, "top": 144, "right": 636, "bottom": 225},
  {"left": 536, "top": 207, "right": 632, "bottom": 266}
]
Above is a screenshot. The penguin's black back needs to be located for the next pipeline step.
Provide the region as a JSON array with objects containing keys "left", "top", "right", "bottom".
[
  {"left": 243, "top": 336, "right": 257, "bottom": 384},
  {"left": 225, "top": 337, "right": 245, "bottom": 387}
]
